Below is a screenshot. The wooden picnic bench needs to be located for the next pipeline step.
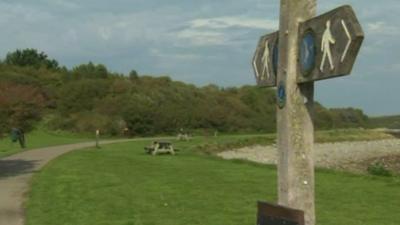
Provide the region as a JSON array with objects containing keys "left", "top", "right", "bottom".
[{"left": 144, "top": 141, "right": 175, "bottom": 155}]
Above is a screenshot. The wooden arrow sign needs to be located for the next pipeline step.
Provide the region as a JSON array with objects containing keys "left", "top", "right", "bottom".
[
  {"left": 297, "top": 5, "right": 364, "bottom": 83},
  {"left": 252, "top": 31, "right": 279, "bottom": 87}
]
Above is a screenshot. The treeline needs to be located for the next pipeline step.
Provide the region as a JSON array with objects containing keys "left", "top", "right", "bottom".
[
  {"left": 368, "top": 115, "right": 400, "bottom": 129},
  {"left": 0, "top": 49, "right": 370, "bottom": 136}
]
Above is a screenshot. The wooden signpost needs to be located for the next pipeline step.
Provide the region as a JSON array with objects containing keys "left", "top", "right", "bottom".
[{"left": 252, "top": 1, "right": 364, "bottom": 225}]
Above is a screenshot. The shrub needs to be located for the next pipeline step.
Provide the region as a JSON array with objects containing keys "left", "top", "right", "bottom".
[{"left": 367, "top": 161, "right": 392, "bottom": 177}]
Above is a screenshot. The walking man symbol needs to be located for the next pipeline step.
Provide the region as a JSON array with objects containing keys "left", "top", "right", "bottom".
[
  {"left": 261, "top": 39, "right": 271, "bottom": 80},
  {"left": 320, "top": 20, "right": 336, "bottom": 72}
]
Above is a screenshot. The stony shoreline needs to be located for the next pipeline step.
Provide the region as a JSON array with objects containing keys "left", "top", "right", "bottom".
[{"left": 217, "top": 139, "right": 400, "bottom": 174}]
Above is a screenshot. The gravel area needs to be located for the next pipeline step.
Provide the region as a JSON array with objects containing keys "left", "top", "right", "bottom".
[{"left": 218, "top": 139, "right": 400, "bottom": 174}]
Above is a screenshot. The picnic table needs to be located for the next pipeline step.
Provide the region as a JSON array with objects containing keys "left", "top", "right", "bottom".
[{"left": 144, "top": 141, "right": 175, "bottom": 155}]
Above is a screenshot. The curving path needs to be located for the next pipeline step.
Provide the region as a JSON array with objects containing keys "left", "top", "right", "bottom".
[{"left": 0, "top": 139, "right": 140, "bottom": 225}]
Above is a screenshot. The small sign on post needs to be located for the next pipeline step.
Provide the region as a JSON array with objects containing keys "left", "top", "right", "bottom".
[
  {"left": 297, "top": 5, "right": 364, "bottom": 83},
  {"left": 252, "top": 32, "right": 279, "bottom": 87},
  {"left": 257, "top": 202, "right": 304, "bottom": 225}
]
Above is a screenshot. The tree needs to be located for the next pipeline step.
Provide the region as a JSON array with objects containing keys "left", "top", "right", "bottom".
[
  {"left": 71, "top": 62, "right": 109, "bottom": 79},
  {"left": 5, "top": 49, "right": 59, "bottom": 70},
  {"left": 0, "top": 82, "right": 46, "bottom": 134},
  {"left": 57, "top": 79, "right": 110, "bottom": 114},
  {"left": 129, "top": 70, "right": 139, "bottom": 80}
]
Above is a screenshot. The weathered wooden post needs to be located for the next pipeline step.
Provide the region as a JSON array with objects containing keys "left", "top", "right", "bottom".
[
  {"left": 252, "top": 1, "right": 364, "bottom": 225},
  {"left": 276, "top": 1, "right": 316, "bottom": 224}
]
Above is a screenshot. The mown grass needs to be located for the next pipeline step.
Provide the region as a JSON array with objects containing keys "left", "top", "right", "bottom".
[
  {"left": 26, "top": 136, "right": 400, "bottom": 225},
  {"left": 315, "top": 128, "right": 394, "bottom": 143},
  {"left": 0, "top": 129, "right": 90, "bottom": 158}
]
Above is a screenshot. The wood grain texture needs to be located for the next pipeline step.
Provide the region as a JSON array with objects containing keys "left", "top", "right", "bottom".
[{"left": 277, "top": 1, "right": 316, "bottom": 225}]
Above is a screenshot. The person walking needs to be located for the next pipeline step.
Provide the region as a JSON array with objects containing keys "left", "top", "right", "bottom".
[{"left": 11, "top": 128, "right": 26, "bottom": 148}]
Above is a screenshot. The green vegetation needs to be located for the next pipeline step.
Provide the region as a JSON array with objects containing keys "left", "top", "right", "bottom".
[
  {"left": 368, "top": 115, "right": 400, "bottom": 129},
  {"left": 26, "top": 138, "right": 400, "bottom": 225},
  {"left": 315, "top": 128, "right": 393, "bottom": 143},
  {"left": 195, "top": 129, "right": 393, "bottom": 155},
  {"left": 367, "top": 162, "right": 392, "bottom": 177},
  {"left": 0, "top": 48, "right": 371, "bottom": 138},
  {"left": 0, "top": 129, "right": 89, "bottom": 158}
]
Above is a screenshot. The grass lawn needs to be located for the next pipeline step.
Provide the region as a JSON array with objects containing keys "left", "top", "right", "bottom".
[
  {"left": 26, "top": 136, "right": 400, "bottom": 225},
  {"left": 0, "top": 129, "right": 90, "bottom": 158}
]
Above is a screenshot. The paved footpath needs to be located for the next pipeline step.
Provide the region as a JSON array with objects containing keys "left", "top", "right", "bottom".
[{"left": 0, "top": 139, "right": 137, "bottom": 225}]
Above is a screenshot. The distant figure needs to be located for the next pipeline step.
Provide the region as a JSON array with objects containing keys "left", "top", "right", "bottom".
[
  {"left": 11, "top": 128, "right": 25, "bottom": 149},
  {"left": 123, "top": 127, "right": 129, "bottom": 136},
  {"left": 320, "top": 20, "right": 336, "bottom": 72},
  {"left": 177, "top": 128, "right": 189, "bottom": 141},
  {"left": 95, "top": 129, "right": 100, "bottom": 148}
]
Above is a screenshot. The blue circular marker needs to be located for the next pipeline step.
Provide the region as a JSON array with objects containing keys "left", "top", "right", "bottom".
[
  {"left": 300, "top": 32, "right": 316, "bottom": 75},
  {"left": 277, "top": 82, "right": 286, "bottom": 109}
]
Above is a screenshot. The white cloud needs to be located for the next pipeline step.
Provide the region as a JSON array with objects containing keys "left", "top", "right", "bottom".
[
  {"left": 175, "top": 29, "right": 226, "bottom": 46},
  {"left": 174, "top": 16, "right": 278, "bottom": 46},
  {"left": 0, "top": 2, "right": 53, "bottom": 25},
  {"left": 149, "top": 48, "right": 201, "bottom": 61},
  {"left": 389, "top": 63, "right": 400, "bottom": 73},
  {"left": 42, "top": 0, "right": 80, "bottom": 10},
  {"left": 366, "top": 21, "right": 399, "bottom": 35},
  {"left": 190, "top": 16, "right": 278, "bottom": 30},
  {"left": 98, "top": 26, "right": 112, "bottom": 41}
]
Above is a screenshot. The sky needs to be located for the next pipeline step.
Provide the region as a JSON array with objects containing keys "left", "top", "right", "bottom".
[{"left": 0, "top": 0, "right": 399, "bottom": 116}]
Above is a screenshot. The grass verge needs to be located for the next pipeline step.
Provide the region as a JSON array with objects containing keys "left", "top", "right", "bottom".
[{"left": 26, "top": 137, "right": 400, "bottom": 225}]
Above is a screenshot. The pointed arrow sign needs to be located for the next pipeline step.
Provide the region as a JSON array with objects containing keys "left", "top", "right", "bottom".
[
  {"left": 297, "top": 5, "right": 364, "bottom": 83},
  {"left": 252, "top": 31, "right": 279, "bottom": 87}
]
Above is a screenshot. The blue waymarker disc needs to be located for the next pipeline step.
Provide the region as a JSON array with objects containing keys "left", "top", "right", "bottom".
[
  {"left": 277, "top": 82, "right": 286, "bottom": 109},
  {"left": 300, "top": 32, "right": 316, "bottom": 75}
]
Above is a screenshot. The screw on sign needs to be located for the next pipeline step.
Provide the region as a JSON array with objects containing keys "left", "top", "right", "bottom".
[{"left": 251, "top": 2, "right": 364, "bottom": 225}]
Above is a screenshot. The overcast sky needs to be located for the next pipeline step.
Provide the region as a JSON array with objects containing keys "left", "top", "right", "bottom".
[{"left": 0, "top": 0, "right": 399, "bottom": 116}]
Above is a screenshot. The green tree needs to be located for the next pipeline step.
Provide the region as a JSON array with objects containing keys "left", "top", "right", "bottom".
[
  {"left": 72, "top": 62, "right": 108, "bottom": 79},
  {"left": 57, "top": 79, "right": 110, "bottom": 114},
  {"left": 5, "top": 49, "right": 59, "bottom": 70},
  {"left": 0, "top": 82, "right": 46, "bottom": 134},
  {"left": 129, "top": 70, "right": 139, "bottom": 80}
]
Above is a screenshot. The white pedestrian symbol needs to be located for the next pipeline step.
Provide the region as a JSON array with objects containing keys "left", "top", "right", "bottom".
[
  {"left": 320, "top": 20, "right": 336, "bottom": 72},
  {"left": 261, "top": 39, "right": 271, "bottom": 80}
]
